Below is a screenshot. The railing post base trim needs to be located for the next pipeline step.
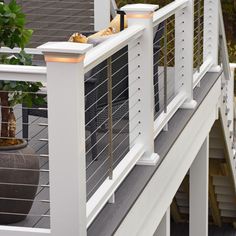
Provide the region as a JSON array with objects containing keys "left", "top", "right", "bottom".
[
  {"left": 137, "top": 153, "right": 160, "bottom": 166},
  {"left": 208, "top": 65, "right": 222, "bottom": 73},
  {"left": 180, "top": 100, "right": 197, "bottom": 109}
]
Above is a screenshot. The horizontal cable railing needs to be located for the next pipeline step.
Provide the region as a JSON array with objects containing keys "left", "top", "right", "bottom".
[{"left": 0, "top": 63, "right": 50, "bottom": 229}]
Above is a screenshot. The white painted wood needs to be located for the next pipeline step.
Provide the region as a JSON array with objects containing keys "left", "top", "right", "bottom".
[
  {"left": 40, "top": 42, "right": 91, "bottom": 236},
  {"left": 0, "top": 47, "right": 43, "bottom": 55},
  {"left": 38, "top": 42, "right": 93, "bottom": 54},
  {"left": 154, "top": 208, "right": 170, "bottom": 236},
  {"left": 203, "top": 0, "right": 219, "bottom": 69},
  {"left": 108, "top": 193, "right": 115, "bottom": 204},
  {"left": 121, "top": 4, "right": 158, "bottom": 13},
  {"left": 94, "top": 0, "right": 110, "bottom": 31},
  {"left": 121, "top": 4, "right": 159, "bottom": 165},
  {"left": 0, "top": 227, "right": 50, "bottom": 236},
  {"left": 175, "top": 0, "right": 196, "bottom": 109},
  {"left": 154, "top": 91, "right": 187, "bottom": 138},
  {"left": 0, "top": 64, "right": 46, "bottom": 82},
  {"left": 193, "top": 58, "right": 213, "bottom": 88},
  {"left": 153, "top": 0, "right": 188, "bottom": 27},
  {"left": 219, "top": 101, "right": 236, "bottom": 190},
  {"left": 219, "top": 1, "right": 231, "bottom": 81},
  {"left": 110, "top": 0, "right": 117, "bottom": 19},
  {"left": 190, "top": 136, "right": 209, "bottom": 236},
  {"left": 86, "top": 143, "right": 145, "bottom": 227},
  {"left": 114, "top": 73, "right": 221, "bottom": 236},
  {"left": 84, "top": 25, "right": 144, "bottom": 73}
]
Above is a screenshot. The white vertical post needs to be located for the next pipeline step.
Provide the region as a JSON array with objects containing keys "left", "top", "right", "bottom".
[
  {"left": 203, "top": 0, "right": 220, "bottom": 70},
  {"left": 154, "top": 208, "right": 170, "bottom": 236},
  {"left": 175, "top": 0, "right": 197, "bottom": 109},
  {"left": 121, "top": 4, "right": 159, "bottom": 165},
  {"left": 38, "top": 42, "right": 93, "bottom": 236},
  {"left": 190, "top": 136, "right": 209, "bottom": 236},
  {"left": 94, "top": 0, "right": 110, "bottom": 31}
]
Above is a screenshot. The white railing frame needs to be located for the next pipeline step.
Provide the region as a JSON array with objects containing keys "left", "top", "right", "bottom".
[{"left": 94, "top": 0, "right": 110, "bottom": 31}]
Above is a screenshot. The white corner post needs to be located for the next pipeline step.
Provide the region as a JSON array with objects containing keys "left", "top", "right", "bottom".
[
  {"left": 154, "top": 208, "right": 170, "bottom": 236},
  {"left": 203, "top": 0, "right": 220, "bottom": 71},
  {"left": 175, "top": 0, "right": 197, "bottom": 109},
  {"left": 38, "top": 42, "right": 93, "bottom": 236},
  {"left": 94, "top": 0, "right": 110, "bottom": 31},
  {"left": 121, "top": 4, "right": 159, "bottom": 165},
  {"left": 189, "top": 136, "right": 209, "bottom": 236}
]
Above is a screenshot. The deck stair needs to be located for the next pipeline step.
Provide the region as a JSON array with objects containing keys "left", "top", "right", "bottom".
[{"left": 171, "top": 88, "right": 236, "bottom": 227}]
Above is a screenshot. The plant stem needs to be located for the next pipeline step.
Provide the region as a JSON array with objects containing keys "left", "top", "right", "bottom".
[{"left": 0, "top": 91, "right": 9, "bottom": 138}]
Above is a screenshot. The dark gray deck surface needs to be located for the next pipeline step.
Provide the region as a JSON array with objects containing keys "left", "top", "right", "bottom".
[{"left": 88, "top": 71, "right": 222, "bottom": 236}]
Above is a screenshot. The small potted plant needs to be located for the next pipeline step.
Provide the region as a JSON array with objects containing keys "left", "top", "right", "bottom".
[{"left": 0, "top": 0, "right": 44, "bottom": 224}]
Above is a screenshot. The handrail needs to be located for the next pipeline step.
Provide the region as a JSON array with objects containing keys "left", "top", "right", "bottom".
[
  {"left": 153, "top": 0, "right": 188, "bottom": 27},
  {"left": 0, "top": 64, "right": 46, "bottom": 82},
  {"left": 0, "top": 47, "right": 43, "bottom": 55},
  {"left": 219, "top": 0, "right": 231, "bottom": 81},
  {"left": 84, "top": 25, "right": 144, "bottom": 73}
]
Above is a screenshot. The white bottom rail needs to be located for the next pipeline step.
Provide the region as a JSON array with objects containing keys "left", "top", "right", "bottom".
[
  {"left": 0, "top": 226, "right": 50, "bottom": 236},
  {"left": 86, "top": 143, "right": 145, "bottom": 227},
  {"left": 154, "top": 91, "right": 187, "bottom": 138}
]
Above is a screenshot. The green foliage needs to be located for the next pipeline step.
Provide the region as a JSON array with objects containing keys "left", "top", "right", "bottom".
[
  {"left": 0, "top": 1, "right": 44, "bottom": 111},
  {"left": 0, "top": 0, "right": 32, "bottom": 49}
]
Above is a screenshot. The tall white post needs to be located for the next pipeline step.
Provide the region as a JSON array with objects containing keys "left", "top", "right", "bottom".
[
  {"left": 121, "top": 4, "right": 159, "bottom": 165},
  {"left": 154, "top": 208, "right": 170, "bottom": 236},
  {"left": 175, "top": 0, "right": 197, "bottom": 109},
  {"left": 203, "top": 0, "right": 220, "bottom": 70},
  {"left": 94, "top": 0, "right": 110, "bottom": 31},
  {"left": 38, "top": 42, "right": 93, "bottom": 236},
  {"left": 190, "top": 136, "right": 209, "bottom": 236}
]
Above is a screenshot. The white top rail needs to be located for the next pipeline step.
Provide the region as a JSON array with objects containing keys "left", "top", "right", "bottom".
[
  {"left": 230, "top": 63, "right": 236, "bottom": 69},
  {"left": 153, "top": 0, "right": 188, "bottom": 27},
  {"left": 0, "top": 47, "right": 43, "bottom": 55},
  {"left": 219, "top": 0, "right": 231, "bottom": 81},
  {"left": 84, "top": 25, "right": 144, "bottom": 73},
  {"left": 0, "top": 64, "right": 46, "bottom": 83}
]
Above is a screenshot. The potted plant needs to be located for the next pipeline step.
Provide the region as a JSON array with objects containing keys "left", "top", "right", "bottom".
[{"left": 0, "top": 0, "right": 44, "bottom": 224}]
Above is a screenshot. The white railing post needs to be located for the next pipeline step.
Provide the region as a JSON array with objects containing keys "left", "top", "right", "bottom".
[
  {"left": 121, "top": 4, "right": 159, "bottom": 165},
  {"left": 203, "top": 0, "right": 220, "bottom": 71},
  {"left": 175, "top": 0, "right": 197, "bottom": 109},
  {"left": 38, "top": 42, "right": 93, "bottom": 236},
  {"left": 94, "top": 0, "right": 110, "bottom": 31}
]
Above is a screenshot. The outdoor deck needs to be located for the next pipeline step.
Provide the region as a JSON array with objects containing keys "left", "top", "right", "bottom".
[{"left": 6, "top": 66, "right": 235, "bottom": 236}]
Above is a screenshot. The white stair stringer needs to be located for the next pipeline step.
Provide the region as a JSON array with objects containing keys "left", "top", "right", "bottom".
[{"left": 219, "top": 101, "right": 236, "bottom": 191}]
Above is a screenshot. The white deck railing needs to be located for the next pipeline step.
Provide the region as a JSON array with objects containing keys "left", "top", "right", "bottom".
[{"left": 0, "top": 0, "right": 233, "bottom": 235}]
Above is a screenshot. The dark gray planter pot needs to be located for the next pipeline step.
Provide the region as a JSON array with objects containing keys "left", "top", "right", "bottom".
[{"left": 0, "top": 140, "right": 39, "bottom": 224}]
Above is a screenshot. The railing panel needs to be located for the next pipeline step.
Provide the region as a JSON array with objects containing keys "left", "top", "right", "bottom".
[
  {"left": 85, "top": 37, "right": 144, "bottom": 226},
  {"left": 0, "top": 69, "right": 50, "bottom": 231},
  {"left": 153, "top": 15, "right": 176, "bottom": 120}
]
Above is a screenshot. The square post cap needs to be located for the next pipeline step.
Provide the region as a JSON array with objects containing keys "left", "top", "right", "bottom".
[
  {"left": 38, "top": 42, "right": 93, "bottom": 63},
  {"left": 121, "top": 4, "right": 159, "bottom": 15}
]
